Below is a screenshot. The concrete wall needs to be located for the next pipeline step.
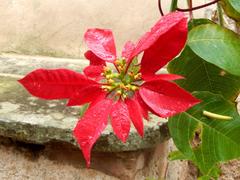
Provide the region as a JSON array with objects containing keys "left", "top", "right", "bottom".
[{"left": 0, "top": 0, "right": 211, "bottom": 58}]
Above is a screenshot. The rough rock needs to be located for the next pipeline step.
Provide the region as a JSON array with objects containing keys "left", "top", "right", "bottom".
[{"left": 0, "top": 137, "right": 119, "bottom": 180}]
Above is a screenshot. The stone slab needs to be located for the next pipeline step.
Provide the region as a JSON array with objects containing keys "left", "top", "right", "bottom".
[
  {"left": 0, "top": 55, "right": 88, "bottom": 76},
  {"left": 0, "top": 55, "right": 169, "bottom": 152}
]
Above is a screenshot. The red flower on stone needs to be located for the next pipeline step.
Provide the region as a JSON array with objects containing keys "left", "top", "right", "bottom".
[{"left": 18, "top": 12, "right": 200, "bottom": 167}]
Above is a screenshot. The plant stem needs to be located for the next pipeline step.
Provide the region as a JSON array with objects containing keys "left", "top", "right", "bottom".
[
  {"left": 158, "top": 0, "right": 164, "bottom": 16},
  {"left": 217, "top": 2, "right": 224, "bottom": 26},
  {"left": 170, "top": 0, "right": 178, "bottom": 12},
  {"left": 176, "top": 0, "right": 219, "bottom": 12},
  {"left": 187, "top": 0, "right": 193, "bottom": 19},
  {"left": 236, "top": 23, "right": 240, "bottom": 34},
  {"left": 203, "top": 110, "right": 232, "bottom": 120}
]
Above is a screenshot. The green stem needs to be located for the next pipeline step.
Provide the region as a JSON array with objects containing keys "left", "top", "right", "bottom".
[
  {"left": 236, "top": 23, "right": 240, "bottom": 34},
  {"left": 170, "top": 0, "right": 178, "bottom": 12},
  {"left": 203, "top": 110, "right": 232, "bottom": 120},
  {"left": 217, "top": 2, "right": 224, "bottom": 26}
]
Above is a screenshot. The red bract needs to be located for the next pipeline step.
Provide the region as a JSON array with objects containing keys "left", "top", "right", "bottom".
[{"left": 18, "top": 12, "right": 200, "bottom": 167}]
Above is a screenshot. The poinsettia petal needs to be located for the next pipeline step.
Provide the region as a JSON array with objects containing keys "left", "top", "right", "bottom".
[
  {"left": 18, "top": 69, "right": 97, "bottom": 100},
  {"left": 110, "top": 101, "right": 131, "bottom": 142},
  {"left": 135, "top": 92, "right": 149, "bottom": 120},
  {"left": 131, "top": 12, "right": 187, "bottom": 59},
  {"left": 140, "top": 16, "right": 187, "bottom": 76},
  {"left": 83, "top": 65, "right": 104, "bottom": 79},
  {"left": 126, "top": 98, "right": 144, "bottom": 137},
  {"left": 67, "top": 85, "right": 104, "bottom": 106},
  {"left": 84, "top": 51, "right": 106, "bottom": 79},
  {"left": 121, "top": 41, "right": 135, "bottom": 62},
  {"left": 84, "top": 50, "right": 106, "bottom": 66},
  {"left": 139, "top": 80, "right": 200, "bottom": 118},
  {"left": 84, "top": 29, "right": 116, "bottom": 63},
  {"left": 142, "top": 74, "right": 184, "bottom": 81},
  {"left": 88, "top": 92, "right": 108, "bottom": 108},
  {"left": 73, "top": 98, "right": 113, "bottom": 167}
]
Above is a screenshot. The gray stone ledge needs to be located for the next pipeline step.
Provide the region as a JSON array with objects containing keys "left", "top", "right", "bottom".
[
  {"left": 0, "top": 55, "right": 169, "bottom": 152},
  {"left": 0, "top": 55, "right": 88, "bottom": 76}
]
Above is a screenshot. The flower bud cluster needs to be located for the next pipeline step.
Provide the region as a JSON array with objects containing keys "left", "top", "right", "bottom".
[{"left": 101, "top": 59, "right": 141, "bottom": 99}]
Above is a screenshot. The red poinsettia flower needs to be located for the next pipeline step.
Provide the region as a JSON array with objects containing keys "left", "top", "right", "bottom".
[{"left": 18, "top": 12, "right": 200, "bottom": 167}]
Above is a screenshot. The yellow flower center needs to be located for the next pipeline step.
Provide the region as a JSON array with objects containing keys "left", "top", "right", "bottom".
[{"left": 101, "top": 58, "right": 141, "bottom": 100}]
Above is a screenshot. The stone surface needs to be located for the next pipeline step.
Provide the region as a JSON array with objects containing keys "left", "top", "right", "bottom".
[
  {"left": 0, "top": 137, "right": 119, "bottom": 180},
  {"left": 0, "top": 54, "right": 88, "bottom": 76},
  {"left": 166, "top": 140, "right": 198, "bottom": 180},
  {"left": 0, "top": 55, "right": 169, "bottom": 152},
  {"left": 220, "top": 160, "right": 240, "bottom": 180},
  {"left": 0, "top": 136, "right": 170, "bottom": 180},
  {"left": 135, "top": 141, "right": 170, "bottom": 179}
]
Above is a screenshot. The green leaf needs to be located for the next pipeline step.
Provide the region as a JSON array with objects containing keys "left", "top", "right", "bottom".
[
  {"left": 220, "top": 0, "right": 240, "bottom": 22},
  {"left": 168, "top": 150, "right": 187, "bottom": 160},
  {"left": 188, "top": 19, "right": 214, "bottom": 31},
  {"left": 198, "top": 166, "right": 221, "bottom": 180},
  {"left": 168, "top": 91, "right": 240, "bottom": 177},
  {"left": 167, "top": 46, "right": 240, "bottom": 101},
  {"left": 79, "top": 103, "right": 89, "bottom": 117},
  {"left": 188, "top": 24, "right": 240, "bottom": 76},
  {"left": 198, "top": 175, "right": 212, "bottom": 180}
]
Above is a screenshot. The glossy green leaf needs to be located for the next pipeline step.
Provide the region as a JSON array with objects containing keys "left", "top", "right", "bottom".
[
  {"left": 167, "top": 46, "right": 240, "bottom": 101},
  {"left": 188, "top": 19, "right": 214, "bottom": 31},
  {"left": 198, "top": 166, "right": 221, "bottom": 180},
  {"left": 168, "top": 91, "right": 240, "bottom": 178},
  {"left": 188, "top": 24, "right": 240, "bottom": 76},
  {"left": 220, "top": 0, "right": 240, "bottom": 22}
]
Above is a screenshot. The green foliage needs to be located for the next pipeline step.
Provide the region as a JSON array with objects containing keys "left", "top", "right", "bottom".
[
  {"left": 167, "top": 7, "right": 240, "bottom": 178},
  {"left": 188, "top": 24, "right": 240, "bottom": 76},
  {"left": 188, "top": 19, "right": 214, "bottom": 31},
  {"left": 168, "top": 91, "right": 240, "bottom": 178},
  {"left": 220, "top": 0, "right": 240, "bottom": 22},
  {"left": 168, "top": 46, "right": 240, "bottom": 101},
  {"left": 170, "top": 0, "right": 178, "bottom": 12},
  {"left": 168, "top": 150, "right": 187, "bottom": 160}
]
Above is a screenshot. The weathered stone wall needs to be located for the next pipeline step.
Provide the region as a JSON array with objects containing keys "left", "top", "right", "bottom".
[
  {"left": 0, "top": 138, "right": 118, "bottom": 180},
  {"left": 0, "top": 137, "right": 171, "bottom": 180},
  {"left": 0, "top": 0, "right": 209, "bottom": 58}
]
